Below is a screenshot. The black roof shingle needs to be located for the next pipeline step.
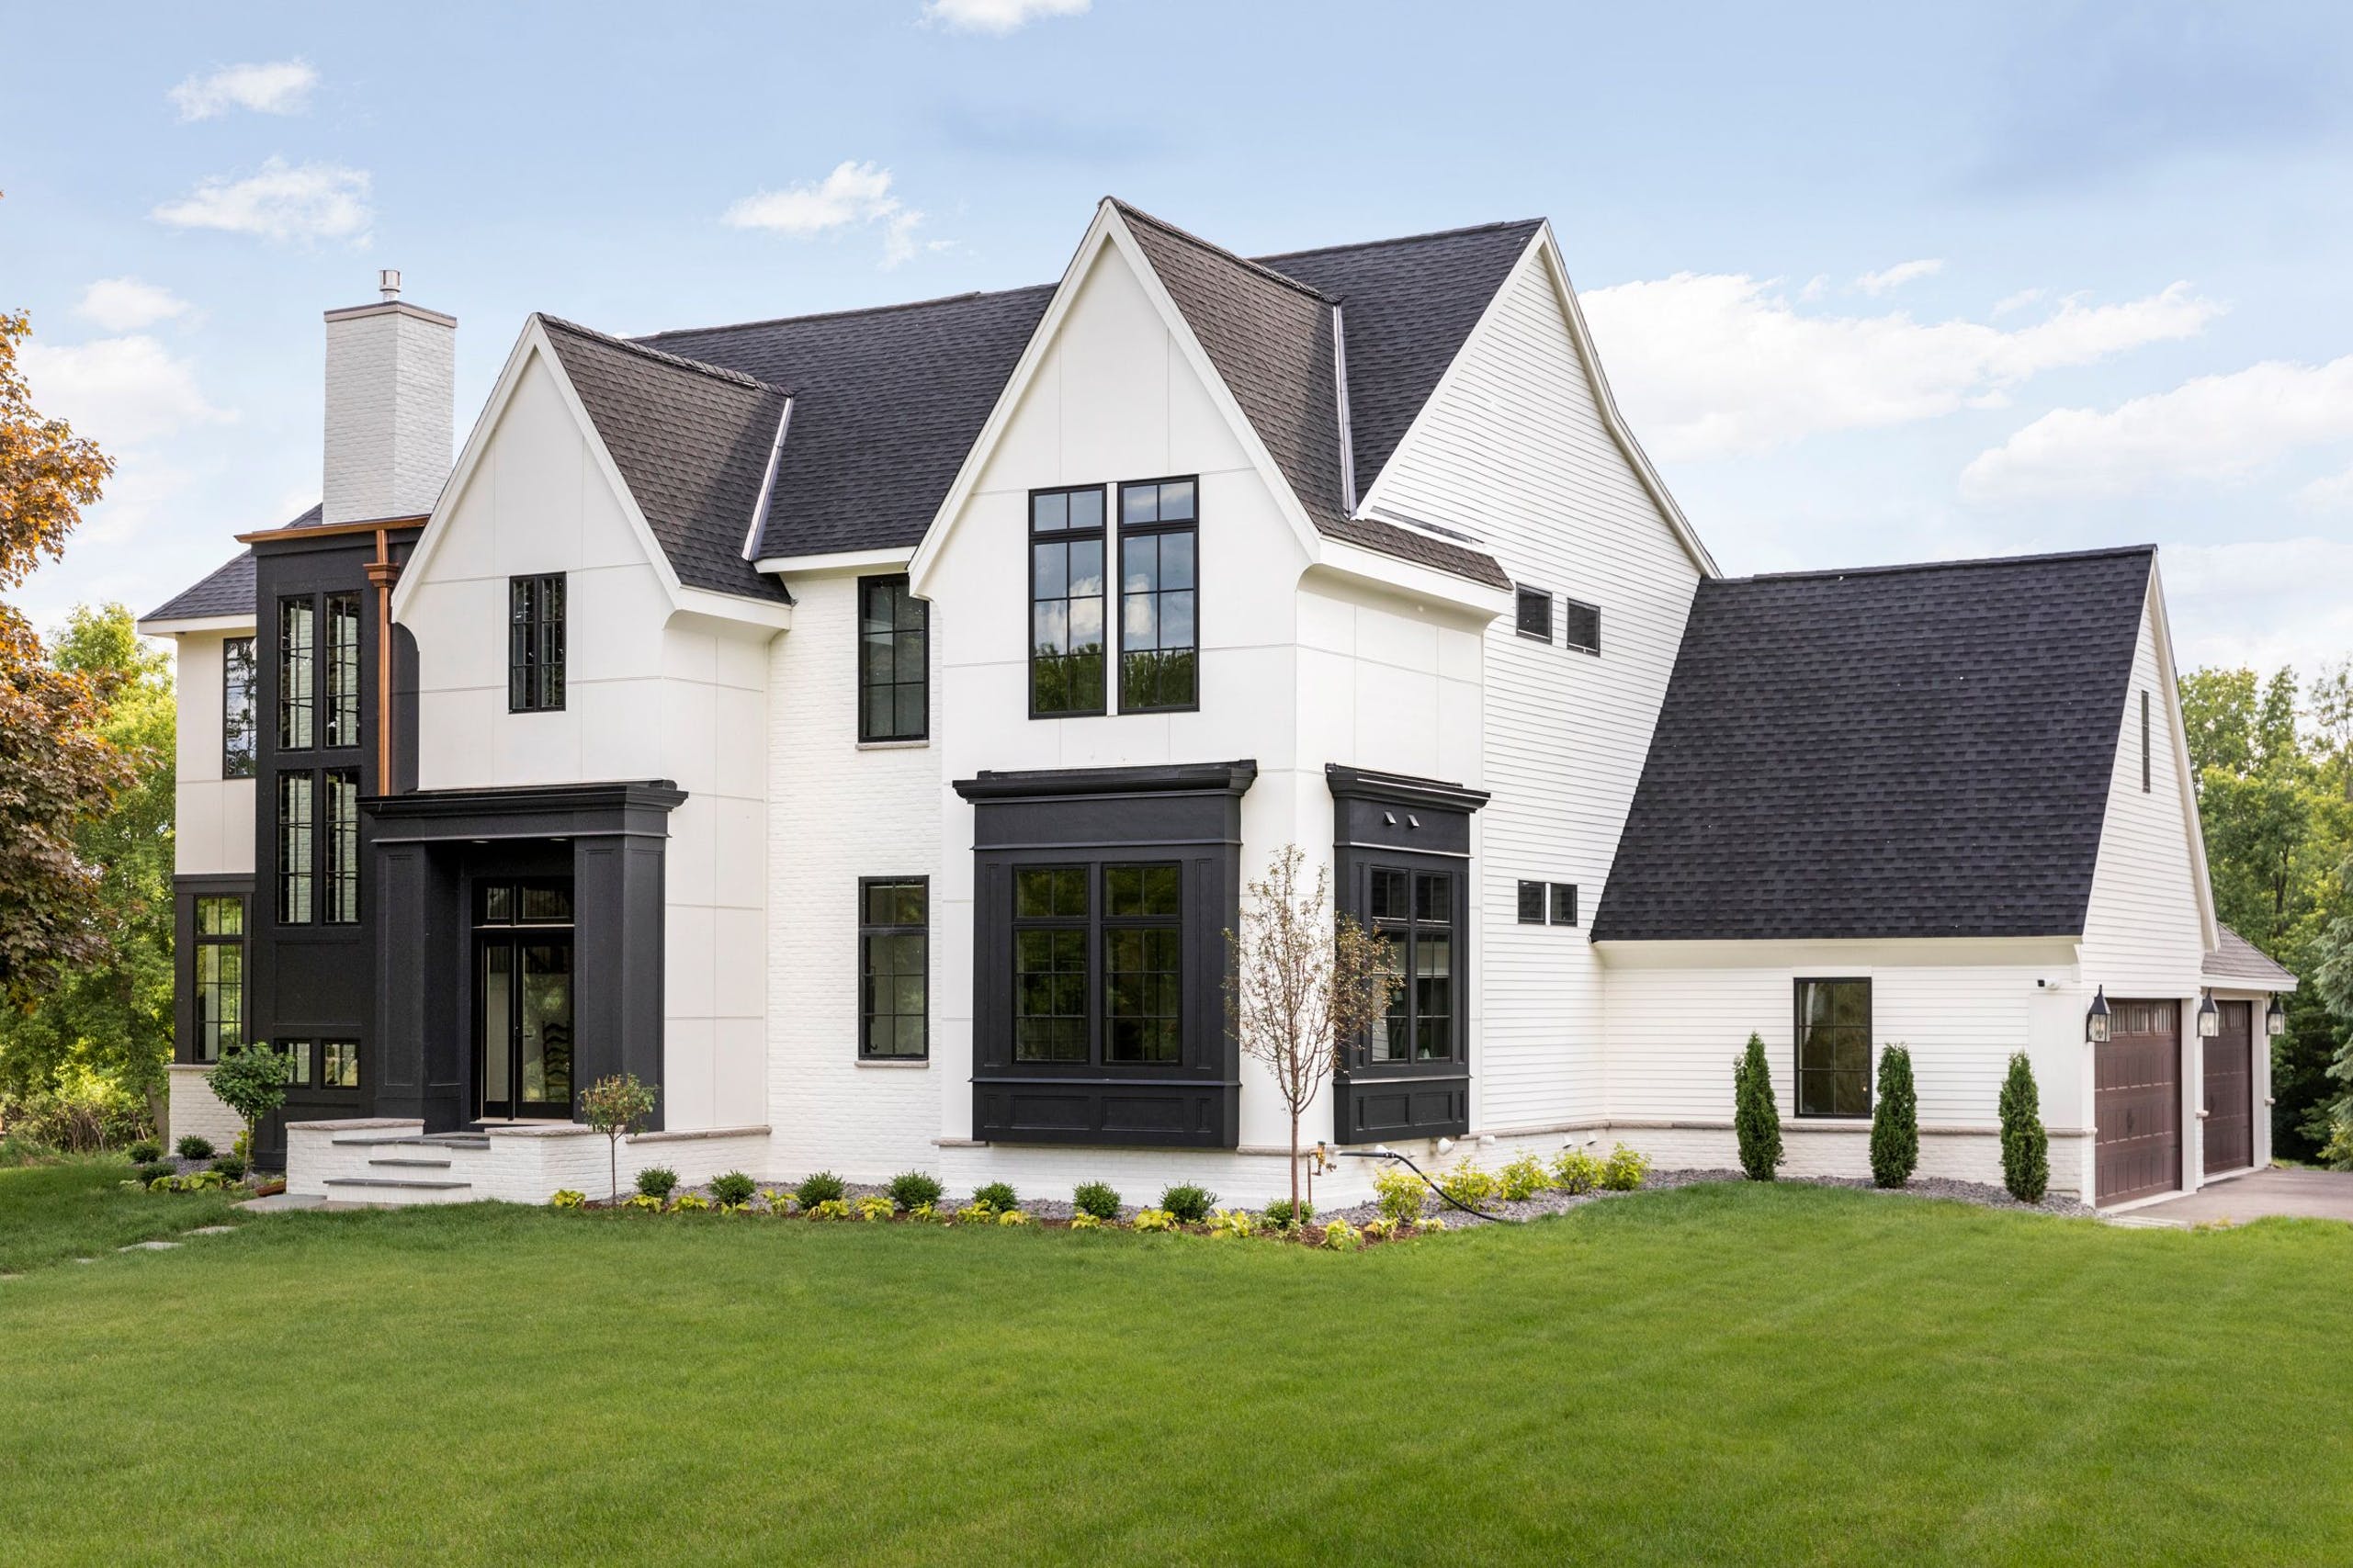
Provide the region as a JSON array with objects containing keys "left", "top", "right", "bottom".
[
  {"left": 142, "top": 503, "right": 322, "bottom": 623},
  {"left": 1590, "top": 547, "right": 2158, "bottom": 943}
]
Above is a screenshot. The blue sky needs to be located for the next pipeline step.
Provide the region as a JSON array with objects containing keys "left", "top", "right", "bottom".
[{"left": 6, "top": 0, "right": 2352, "bottom": 677}]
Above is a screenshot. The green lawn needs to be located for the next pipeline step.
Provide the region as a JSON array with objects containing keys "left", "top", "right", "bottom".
[
  {"left": 3, "top": 1181, "right": 2350, "bottom": 1565},
  {"left": 0, "top": 1156, "right": 245, "bottom": 1274}
]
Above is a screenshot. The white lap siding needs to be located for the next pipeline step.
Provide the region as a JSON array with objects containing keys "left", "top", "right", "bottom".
[{"left": 170, "top": 631, "right": 256, "bottom": 877}]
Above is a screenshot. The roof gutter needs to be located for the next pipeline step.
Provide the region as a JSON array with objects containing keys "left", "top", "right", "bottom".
[
  {"left": 1332, "top": 302, "right": 1358, "bottom": 514},
  {"left": 741, "top": 394, "right": 795, "bottom": 562}
]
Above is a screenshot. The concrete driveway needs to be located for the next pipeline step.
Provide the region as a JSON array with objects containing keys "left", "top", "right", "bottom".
[{"left": 2118, "top": 1167, "right": 2353, "bottom": 1226}]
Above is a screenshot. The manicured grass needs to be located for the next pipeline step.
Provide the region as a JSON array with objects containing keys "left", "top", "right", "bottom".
[
  {"left": 0, "top": 1156, "right": 245, "bottom": 1274},
  {"left": 4, "top": 1185, "right": 2351, "bottom": 1564}
]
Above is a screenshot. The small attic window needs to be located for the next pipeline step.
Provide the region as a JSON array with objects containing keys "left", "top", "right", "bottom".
[
  {"left": 1515, "top": 586, "right": 1551, "bottom": 642},
  {"left": 1562, "top": 599, "right": 1601, "bottom": 656}
]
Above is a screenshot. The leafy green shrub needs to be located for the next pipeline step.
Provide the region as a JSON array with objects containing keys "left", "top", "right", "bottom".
[
  {"left": 635, "top": 1166, "right": 679, "bottom": 1200},
  {"left": 175, "top": 1134, "right": 215, "bottom": 1161},
  {"left": 1261, "top": 1197, "right": 1313, "bottom": 1228},
  {"left": 1131, "top": 1208, "right": 1179, "bottom": 1233},
  {"left": 210, "top": 1155, "right": 247, "bottom": 1182},
  {"left": 856, "top": 1195, "right": 895, "bottom": 1223},
  {"left": 1072, "top": 1180, "right": 1123, "bottom": 1220},
  {"left": 127, "top": 1139, "right": 163, "bottom": 1165},
  {"left": 131, "top": 1159, "right": 174, "bottom": 1187},
  {"left": 1552, "top": 1147, "right": 1604, "bottom": 1193},
  {"left": 549, "top": 1190, "right": 586, "bottom": 1210},
  {"left": 1871, "top": 1044, "right": 1919, "bottom": 1189},
  {"left": 1600, "top": 1143, "right": 1649, "bottom": 1190},
  {"left": 1320, "top": 1218, "right": 1363, "bottom": 1251},
  {"left": 1734, "top": 1032, "right": 1785, "bottom": 1181},
  {"left": 1373, "top": 1166, "right": 1429, "bottom": 1224},
  {"left": 887, "top": 1170, "right": 944, "bottom": 1212},
  {"left": 1999, "top": 1053, "right": 2050, "bottom": 1203},
  {"left": 1206, "top": 1208, "right": 1257, "bottom": 1238},
  {"left": 709, "top": 1171, "right": 757, "bottom": 1207},
  {"left": 1159, "top": 1182, "right": 1215, "bottom": 1224},
  {"left": 1498, "top": 1153, "right": 1549, "bottom": 1201},
  {"left": 1360, "top": 1216, "right": 1396, "bottom": 1241},
  {"left": 2, "top": 1068, "right": 147, "bottom": 1152},
  {"left": 796, "top": 1170, "right": 846, "bottom": 1208},
  {"left": 1435, "top": 1161, "right": 1499, "bottom": 1210},
  {"left": 970, "top": 1180, "right": 1019, "bottom": 1214}
]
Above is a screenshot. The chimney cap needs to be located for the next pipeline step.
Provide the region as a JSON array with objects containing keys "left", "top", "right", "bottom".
[{"left": 379, "top": 268, "right": 402, "bottom": 301}]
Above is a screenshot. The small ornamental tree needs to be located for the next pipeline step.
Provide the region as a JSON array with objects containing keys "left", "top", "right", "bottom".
[
  {"left": 1226, "top": 845, "right": 1396, "bottom": 1216},
  {"left": 579, "top": 1073, "right": 657, "bottom": 1206},
  {"left": 1733, "top": 1032, "right": 1784, "bottom": 1181},
  {"left": 1870, "top": 1044, "right": 1919, "bottom": 1189},
  {"left": 205, "top": 1043, "right": 292, "bottom": 1176},
  {"left": 1999, "top": 1052, "right": 2050, "bottom": 1204}
]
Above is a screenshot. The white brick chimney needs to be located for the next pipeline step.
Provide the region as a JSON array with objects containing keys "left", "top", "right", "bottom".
[{"left": 322, "top": 270, "right": 455, "bottom": 524}]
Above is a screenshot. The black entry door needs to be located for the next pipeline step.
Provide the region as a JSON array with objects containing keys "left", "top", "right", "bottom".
[{"left": 474, "top": 881, "right": 576, "bottom": 1121}]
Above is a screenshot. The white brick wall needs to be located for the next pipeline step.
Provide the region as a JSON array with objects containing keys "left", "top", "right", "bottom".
[
  {"left": 323, "top": 300, "right": 454, "bottom": 524},
  {"left": 166, "top": 1066, "right": 245, "bottom": 1150}
]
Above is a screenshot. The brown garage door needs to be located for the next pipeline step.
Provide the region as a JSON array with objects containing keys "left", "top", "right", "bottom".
[
  {"left": 2202, "top": 999, "right": 2254, "bottom": 1177},
  {"left": 2097, "top": 999, "right": 2180, "bottom": 1206}
]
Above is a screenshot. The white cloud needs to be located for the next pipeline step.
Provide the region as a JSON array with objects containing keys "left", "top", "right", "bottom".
[
  {"left": 1960, "top": 355, "right": 2353, "bottom": 502},
  {"left": 152, "top": 157, "right": 372, "bottom": 243},
  {"left": 1855, "top": 258, "right": 1943, "bottom": 296},
  {"left": 922, "top": 0, "right": 1090, "bottom": 33},
  {"left": 75, "top": 277, "right": 193, "bottom": 333},
  {"left": 724, "top": 161, "right": 937, "bottom": 268},
  {"left": 2163, "top": 536, "right": 2353, "bottom": 675},
  {"left": 17, "top": 335, "right": 232, "bottom": 447},
  {"left": 1578, "top": 274, "right": 2223, "bottom": 461},
  {"left": 1991, "top": 287, "right": 2047, "bottom": 318},
  {"left": 2296, "top": 462, "right": 2353, "bottom": 513},
  {"left": 168, "top": 59, "right": 318, "bottom": 120}
]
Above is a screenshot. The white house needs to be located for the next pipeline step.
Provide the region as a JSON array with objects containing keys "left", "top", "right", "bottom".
[{"left": 139, "top": 199, "right": 2294, "bottom": 1211}]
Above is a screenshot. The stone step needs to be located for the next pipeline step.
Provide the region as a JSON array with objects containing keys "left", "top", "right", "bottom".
[
  {"left": 321, "top": 1175, "right": 477, "bottom": 1206},
  {"left": 368, "top": 1156, "right": 454, "bottom": 1169}
]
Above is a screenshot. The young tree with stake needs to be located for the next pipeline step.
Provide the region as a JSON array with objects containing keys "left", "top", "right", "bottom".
[{"left": 1226, "top": 845, "right": 1397, "bottom": 1215}]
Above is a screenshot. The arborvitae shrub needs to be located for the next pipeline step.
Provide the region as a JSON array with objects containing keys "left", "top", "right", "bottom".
[
  {"left": 1158, "top": 1183, "right": 1215, "bottom": 1224},
  {"left": 1870, "top": 1044, "right": 1919, "bottom": 1189},
  {"left": 1999, "top": 1053, "right": 2050, "bottom": 1203},
  {"left": 887, "top": 1170, "right": 944, "bottom": 1212},
  {"left": 970, "top": 1180, "right": 1019, "bottom": 1214},
  {"left": 635, "top": 1166, "right": 679, "bottom": 1200},
  {"left": 1072, "top": 1180, "right": 1122, "bottom": 1221},
  {"left": 1733, "top": 1032, "right": 1785, "bottom": 1181}
]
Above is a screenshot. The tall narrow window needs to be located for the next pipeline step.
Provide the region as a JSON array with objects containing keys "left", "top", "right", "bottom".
[
  {"left": 1369, "top": 867, "right": 1454, "bottom": 1063},
  {"left": 325, "top": 592, "right": 362, "bottom": 750},
  {"left": 277, "top": 773, "right": 314, "bottom": 924},
  {"left": 1103, "top": 864, "right": 1182, "bottom": 1063},
  {"left": 1794, "top": 978, "right": 1872, "bottom": 1117},
  {"left": 857, "top": 576, "right": 928, "bottom": 741},
  {"left": 509, "top": 574, "right": 566, "bottom": 712},
  {"left": 1117, "top": 478, "right": 1198, "bottom": 712},
  {"left": 858, "top": 878, "right": 929, "bottom": 1059},
  {"left": 277, "top": 597, "right": 314, "bottom": 750},
  {"left": 1012, "top": 866, "right": 1090, "bottom": 1061},
  {"left": 1029, "top": 486, "right": 1106, "bottom": 716},
  {"left": 222, "top": 636, "right": 257, "bottom": 778},
  {"left": 192, "top": 897, "right": 244, "bottom": 1064},
  {"left": 323, "top": 768, "right": 360, "bottom": 924},
  {"left": 2142, "top": 691, "right": 2151, "bottom": 793}
]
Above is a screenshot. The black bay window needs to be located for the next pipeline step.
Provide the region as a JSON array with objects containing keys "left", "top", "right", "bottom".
[
  {"left": 1794, "top": 978, "right": 1872, "bottom": 1117},
  {"left": 1116, "top": 478, "right": 1197, "bottom": 712},
  {"left": 859, "top": 878, "right": 929, "bottom": 1059},
  {"left": 858, "top": 576, "right": 928, "bottom": 742},
  {"left": 222, "top": 636, "right": 257, "bottom": 778},
  {"left": 510, "top": 574, "right": 566, "bottom": 713},
  {"left": 1029, "top": 485, "right": 1106, "bottom": 716}
]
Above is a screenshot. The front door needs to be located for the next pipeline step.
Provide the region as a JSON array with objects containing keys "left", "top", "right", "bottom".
[{"left": 475, "top": 880, "right": 576, "bottom": 1120}]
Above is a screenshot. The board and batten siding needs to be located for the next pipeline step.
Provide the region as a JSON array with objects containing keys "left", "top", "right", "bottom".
[
  {"left": 172, "top": 630, "right": 257, "bottom": 877},
  {"left": 1365, "top": 234, "right": 1703, "bottom": 1135}
]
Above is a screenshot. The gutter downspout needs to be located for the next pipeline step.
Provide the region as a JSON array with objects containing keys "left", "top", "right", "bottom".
[{"left": 365, "top": 527, "right": 399, "bottom": 788}]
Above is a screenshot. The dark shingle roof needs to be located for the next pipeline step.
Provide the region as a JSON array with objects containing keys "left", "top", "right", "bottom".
[
  {"left": 143, "top": 503, "right": 323, "bottom": 623},
  {"left": 1591, "top": 547, "right": 2158, "bottom": 943},
  {"left": 2206, "top": 924, "right": 2298, "bottom": 989},
  {"left": 536, "top": 317, "right": 790, "bottom": 602}
]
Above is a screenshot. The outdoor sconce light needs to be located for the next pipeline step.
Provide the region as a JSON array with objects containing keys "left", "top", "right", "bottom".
[
  {"left": 2086, "top": 986, "right": 2111, "bottom": 1044},
  {"left": 2197, "top": 991, "right": 2221, "bottom": 1039},
  {"left": 2268, "top": 996, "right": 2289, "bottom": 1037}
]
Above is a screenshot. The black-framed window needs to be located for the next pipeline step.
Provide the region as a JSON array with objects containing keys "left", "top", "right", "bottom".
[
  {"left": 1515, "top": 586, "right": 1552, "bottom": 641},
  {"left": 222, "top": 636, "right": 257, "bottom": 778},
  {"left": 1103, "top": 864, "right": 1181, "bottom": 1063},
  {"left": 192, "top": 896, "right": 244, "bottom": 1064},
  {"left": 1563, "top": 599, "right": 1601, "bottom": 656},
  {"left": 859, "top": 878, "right": 928, "bottom": 1059},
  {"left": 277, "top": 597, "right": 314, "bottom": 750},
  {"left": 277, "top": 773, "right": 314, "bottom": 924},
  {"left": 1117, "top": 478, "right": 1197, "bottom": 713},
  {"left": 1550, "top": 883, "right": 1578, "bottom": 927},
  {"left": 1008, "top": 863, "right": 1185, "bottom": 1067},
  {"left": 510, "top": 574, "right": 566, "bottom": 713},
  {"left": 1794, "top": 978, "right": 1872, "bottom": 1118},
  {"left": 1517, "top": 880, "right": 1546, "bottom": 924},
  {"left": 1029, "top": 486, "right": 1106, "bottom": 716},
  {"left": 1012, "top": 866, "right": 1090, "bottom": 1062},
  {"left": 325, "top": 592, "right": 362, "bottom": 749},
  {"left": 323, "top": 768, "right": 360, "bottom": 924},
  {"left": 321, "top": 1039, "right": 360, "bottom": 1090},
  {"left": 858, "top": 576, "right": 928, "bottom": 742},
  {"left": 1370, "top": 866, "right": 1454, "bottom": 1063},
  {"left": 279, "top": 1038, "right": 313, "bottom": 1089}
]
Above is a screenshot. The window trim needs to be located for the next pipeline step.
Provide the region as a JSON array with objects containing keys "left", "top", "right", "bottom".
[
  {"left": 857, "top": 875, "right": 930, "bottom": 1061},
  {"left": 1561, "top": 597, "right": 1602, "bottom": 657},
  {"left": 1514, "top": 585, "right": 1553, "bottom": 643},
  {"left": 856, "top": 575, "right": 929, "bottom": 743},
  {"left": 1114, "top": 475, "right": 1201, "bottom": 716},
  {"left": 1027, "top": 483, "right": 1110, "bottom": 720},
  {"left": 508, "top": 573, "right": 567, "bottom": 714},
  {"left": 221, "top": 635, "right": 257, "bottom": 779},
  {"left": 1792, "top": 976, "right": 1873, "bottom": 1120}
]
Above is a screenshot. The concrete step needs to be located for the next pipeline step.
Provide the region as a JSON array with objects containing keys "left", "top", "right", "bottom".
[
  {"left": 321, "top": 1175, "right": 478, "bottom": 1207},
  {"left": 368, "top": 1156, "right": 454, "bottom": 1169}
]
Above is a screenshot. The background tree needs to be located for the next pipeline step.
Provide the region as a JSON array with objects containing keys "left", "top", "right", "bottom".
[
  {"left": 0, "top": 604, "right": 175, "bottom": 1130},
  {"left": 1733, "top": 1032, "right": 1783, "bottom": 1180},
  {"left": 0, "top": 305, "right": 130, "bottom": 1007},
  {"left": 1226, "top": 845, "right": 1395, "bottom": 1214},
  {"left": 580, "top": 1073, "right": 658, "bottom": 1205},
  {"left": 206, "top": 1043, "right": 292, "bottom": 1172}
]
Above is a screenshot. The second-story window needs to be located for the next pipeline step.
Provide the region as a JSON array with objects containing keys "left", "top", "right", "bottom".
[
  {"left": 1030, "top": 485, "right": 1106, "bottom": 717},
  {"left": 325, "top": 592, "right": 363, "bottom": 749},
  {"left": 277, "top": 597, "right": 314, "bottom": 750},
  {"left": 1117, "top": 478, "right": 1198, "bottom": 713},
  {"left": 222, "top": 635, "right": 257, "bottom": 778},
  {"left": 277, "top": 773, "right": 314, "bottom": 924},
  {"left": 323, "top": 768, "right": 360, "bottom": 924},
  {"left": 858, "top": 576, "right": 928, "bottom": 742},
  {"left": 510, "top": 574, "right": 566, "bottom": 713}
]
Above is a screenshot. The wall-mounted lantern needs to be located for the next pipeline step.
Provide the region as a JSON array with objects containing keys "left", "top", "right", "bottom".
[
  {"left": 2196, "top": 990, "right": 2221, "bottom": 1039},
  {"left": 2268, "top": 996, "right": 2289, "bottom": 1037},
  {"left": 2086, "top": 986, "right": 2111, "bottom": 1044}
]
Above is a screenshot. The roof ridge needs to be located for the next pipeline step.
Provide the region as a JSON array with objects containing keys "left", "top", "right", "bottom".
[
  {"left": 1252, "top": 217, "right": 1544, "bottom": 265},
  {"left": 1718, "top": 544, "right": 2157, "bottom": 587},
  {"left": 635, "top": 284, "right": 1055, "bottom": 343},
  {"left": 1107, "top": 198, "right": 1337, "bottom": 304},
  {"left": 536, "top": 313, "right": 786, "bottom": 394}
]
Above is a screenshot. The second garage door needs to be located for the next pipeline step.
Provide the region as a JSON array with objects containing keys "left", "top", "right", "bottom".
[
  {"left": 2097, "top": 998, "right": 2181, "bottom": 1206},
  {"left": 2203, "top": 999, "right": 2255, "bottom": 1177}
]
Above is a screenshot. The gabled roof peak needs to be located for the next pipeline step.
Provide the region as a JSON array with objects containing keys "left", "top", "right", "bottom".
[
  {"left": 1256, "top": 216, "right": 1544, "bottom": 266},
  {"left": 534, "top": 313, "right": 786, "bottom": 395},
  {"left": 1105, "top": 198, "right": 1339, "bottom": 305}
]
